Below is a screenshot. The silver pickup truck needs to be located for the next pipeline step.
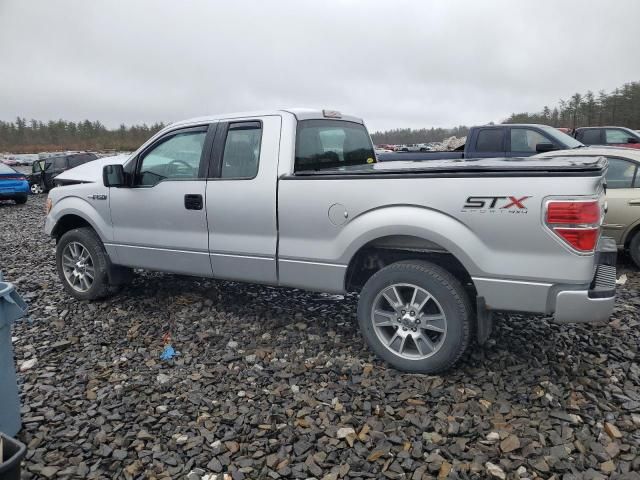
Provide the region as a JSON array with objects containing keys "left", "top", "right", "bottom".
[{"left": 45, "top": 109, "right": 616, "bottom": 373}]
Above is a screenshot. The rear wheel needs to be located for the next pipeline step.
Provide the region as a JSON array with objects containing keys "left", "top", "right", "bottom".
[
  {"left": 56, "top": 227, "right": 117, "bottom": 300},
  {"left": 30, "top": 183, "right": 43, "bottom": 195},
  {"left": 14, "top": 195, "right": 27, "bottom": 204},
  {"left": 357, "top": 260, "right": 473, "bottom": 373},
  {"left": 629, "top": 232, "right": 640, "bottom": 268}
]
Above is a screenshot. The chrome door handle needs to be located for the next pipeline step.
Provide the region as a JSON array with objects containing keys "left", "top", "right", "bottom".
[{"left": 628, "top": 200, "right": 640, "bottom": 206}]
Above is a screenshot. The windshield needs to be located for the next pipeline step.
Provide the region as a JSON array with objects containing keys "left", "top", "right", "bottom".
[
  {"left": 295, "top": 119, "right": 375, "bottom": 172},
  {"left": 540, "top": 126, "right": 584, "bottom": 149},
  {"left": 0, "top": 163, "right": 16, "bottom": 174}
]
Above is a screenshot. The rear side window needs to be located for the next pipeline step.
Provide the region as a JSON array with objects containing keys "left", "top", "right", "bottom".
[
  {"left": 221, "top": 122, "right": 262, "bottom": 179},
  {"left": 579, "top": 129, "right": 602, "bottom": 144},
  {"left": 53, "top": 157, "right": 67, "bottom": 169},
  {"left": 475, "top": 129, "right": 504, "bottom": 152},
  {"left": 605, "top": 158, "right": 637, "bottom": 189},
  {"left": 68, "top": 155, "right": 88, "bottom": 168},
  {"left": 295, "top": 120, "right": 375, "bottom": 171}
]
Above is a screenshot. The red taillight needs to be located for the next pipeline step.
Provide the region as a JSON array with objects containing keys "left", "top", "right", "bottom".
[
  {"left": 545, "top": 199, "right": 602, "bottom": 252},
  {"left": 546, "top": 201, "right": 600, "bottom": 224},
  {"left": 553, "top": 228, "right": 599, "bottom": 252},
  {"left": 3, "top": 175, "right": 26, "bottom": 181}
]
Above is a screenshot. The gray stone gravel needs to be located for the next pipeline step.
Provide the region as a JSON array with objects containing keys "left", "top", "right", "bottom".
[{"left": 1, "top": 196, "right": 639, "bottom": 479}]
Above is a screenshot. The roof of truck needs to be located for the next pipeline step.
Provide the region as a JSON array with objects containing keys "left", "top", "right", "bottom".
[{"left": 169, "top": 108, "right": 365, "bottom": 129}]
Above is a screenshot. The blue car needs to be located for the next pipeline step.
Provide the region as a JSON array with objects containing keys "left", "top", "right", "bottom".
[{"left": 0, "top": 163, "right": 29, "bottom": 204}]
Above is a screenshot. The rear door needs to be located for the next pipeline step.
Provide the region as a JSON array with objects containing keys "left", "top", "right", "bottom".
[
  {"left": 108, "top": 124, "right": 215, "bottom": 276},
  {"left": 470, "top": 127, "right": 506, "bottom": 158},
  {"left": 205, "top": 115, "right": 281, "bottom": 284},
  {"left": 602, "top": 157, "right": 640, "bottom": 245}
]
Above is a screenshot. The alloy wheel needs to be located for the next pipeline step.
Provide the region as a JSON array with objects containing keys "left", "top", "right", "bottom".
[
  {"left": 371, "top": 283, "right": 447, "bottom": 359},
  {"left": 61, "top": 241, "right": 95, "bottom": 292}
]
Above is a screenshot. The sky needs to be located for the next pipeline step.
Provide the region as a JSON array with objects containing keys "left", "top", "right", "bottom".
[{"left": 1, "top": 0, "right": 639, "bottom": 132}]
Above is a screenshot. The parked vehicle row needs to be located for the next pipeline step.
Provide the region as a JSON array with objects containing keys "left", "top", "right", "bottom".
[
  {"left": 377, "top": 124, "right": 584, "bottom": 161},
  {"left": 44, "top": 108, "right": 616, "bottom": 374}
]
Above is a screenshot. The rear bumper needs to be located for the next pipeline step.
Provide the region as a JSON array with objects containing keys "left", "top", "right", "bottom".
[
  {"left": 473, "top": 237, "right": 617, "bottom": 324},
  {"left": 0, "top": 181, "right": 29, "bottom": 199},
  {"left": 553, "top": 236, "right": 617, "bottom": 324}
]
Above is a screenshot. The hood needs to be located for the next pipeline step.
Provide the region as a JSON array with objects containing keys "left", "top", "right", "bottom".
[{"left": 54, "top": 155, "right": 130, "bottom": 183}]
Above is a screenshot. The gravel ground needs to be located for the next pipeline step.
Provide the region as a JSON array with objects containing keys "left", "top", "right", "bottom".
[{"left": 1, "top": 195, "right": 639, "bottom": 480}]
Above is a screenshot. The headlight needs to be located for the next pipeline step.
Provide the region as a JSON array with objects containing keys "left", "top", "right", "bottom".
[{"left": 45, "top": 197, "right": 53, "bottom": 215}]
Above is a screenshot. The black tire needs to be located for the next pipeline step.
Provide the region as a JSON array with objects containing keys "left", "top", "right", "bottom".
[
  {"left": 357, "top": 260, "right": 473, "bottom": 373},
  {"left": 629, "top": 232, "right": 640, "bottom": 269},
  {"left": 14, "top": 195, "right": 27, "bottom": 204},
  {"left": 56, "top": 227, "right": 117, "bottom": 300}
]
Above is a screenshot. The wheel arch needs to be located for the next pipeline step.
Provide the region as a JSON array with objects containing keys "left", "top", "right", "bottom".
[
  {"left": 47, "top": 196, "right": 111, "bottom": 243},
  {"left": 344, "top": 234, "right": 476, "bottom": 296},
  {"left": 51, "top": 213, "right": 96, "bottom": 242},
  {"left": 623, "top": 218, "right": 640, "bottom": 249}
]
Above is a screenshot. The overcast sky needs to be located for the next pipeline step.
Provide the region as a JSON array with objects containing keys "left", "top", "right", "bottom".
[{"left": 1, "top": 0, "right": 639, "bottom": 132}]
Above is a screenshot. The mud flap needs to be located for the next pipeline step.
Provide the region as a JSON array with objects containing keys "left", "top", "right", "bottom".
[{"left": 476, "top": 297, "right": 494, "bottom": 345}]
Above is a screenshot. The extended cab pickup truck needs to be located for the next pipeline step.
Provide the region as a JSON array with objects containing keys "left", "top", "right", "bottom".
[
  {"left": 45, "top": 109, "right": 616, "bottom": 373},
  {"left": 377, "top": 123, "right": 585, "bottom": 162}
]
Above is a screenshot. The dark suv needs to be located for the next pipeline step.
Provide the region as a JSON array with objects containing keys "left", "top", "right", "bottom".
[{"left": 29, "top": 153, "right": 98, "bottom": 194}]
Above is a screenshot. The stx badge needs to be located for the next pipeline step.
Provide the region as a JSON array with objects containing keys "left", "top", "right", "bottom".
[{"left": 462, "top": 196, "right": 530, "bottom": 214}]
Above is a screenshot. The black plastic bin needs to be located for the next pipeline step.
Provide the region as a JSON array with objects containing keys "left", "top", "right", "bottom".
[{"left": 0, "top": 433, "right": 26, "bottom": 480}]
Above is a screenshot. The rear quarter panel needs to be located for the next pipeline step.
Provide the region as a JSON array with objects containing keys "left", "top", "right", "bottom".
[{"left": 277, "top": 173, "right": 604, "bottom": 293}]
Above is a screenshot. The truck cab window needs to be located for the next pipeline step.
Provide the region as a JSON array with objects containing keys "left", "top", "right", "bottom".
[
  {"left": 475, "top": 129, "right": 504, "bottom": 152},
  {"left": 580, "top": 129, "right": 602, "bottom": 145},
  {"left": 510, "top": 128, "right": 552, "bottom": 152},
  {"left": 295, "top": 119, "right": 375, "bottom": 172},
  {"left": 137, "top": 130, "right": 206, "bottom": 186},
  {"left": 221, "top": 123, "right": 262, "bottom": 179},
  {"left": 606, "top": 129, "right": 631, "bottom": 144}
]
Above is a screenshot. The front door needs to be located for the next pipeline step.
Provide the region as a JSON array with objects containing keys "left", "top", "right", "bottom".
[{"left": 108, "top": 124, "right": 215, "bottom": 277}]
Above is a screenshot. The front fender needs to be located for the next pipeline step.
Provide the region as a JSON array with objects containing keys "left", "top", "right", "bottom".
[{"left": 45, "top": 193, "right": 112, "bottom": 242}]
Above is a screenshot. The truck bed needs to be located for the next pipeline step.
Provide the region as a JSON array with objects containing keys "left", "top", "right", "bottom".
[{"left": 293, "top": 156, "right": 607, "bottom": 177}]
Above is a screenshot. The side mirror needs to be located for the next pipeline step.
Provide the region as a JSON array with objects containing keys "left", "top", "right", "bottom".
[
  {"left": 627, "top": 137, "right": 639, "bottom": 144},
  {"left": 103, "top": 164, "right": 126, "bottom": 187},
  {"left": 536, "top": 142, "right": 558, "bottom": 153}
]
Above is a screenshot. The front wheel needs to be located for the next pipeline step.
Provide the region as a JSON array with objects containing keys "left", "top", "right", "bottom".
[
  {"left": 30, "top": 183, "right": 43, "bottom": 195},
  {"left": 56, "top": 227, "right": 117, "bottom": 300},
  {"left": 357, "top": 260, "right": 473, "bottom": 373}
]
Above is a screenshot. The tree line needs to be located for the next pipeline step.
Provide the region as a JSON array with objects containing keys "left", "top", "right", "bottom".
[
  {"left": 503, "top": 81, "right": 640, "bottom": 128},
  {"left": 2, "top": 80, "right": 638, "bottom": 151},
  {"left": 371, "top": 80, "right": 639, "bottom": 144},
  {"left": 0, "top": 119, "right": 166, "bottom": 153}
]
